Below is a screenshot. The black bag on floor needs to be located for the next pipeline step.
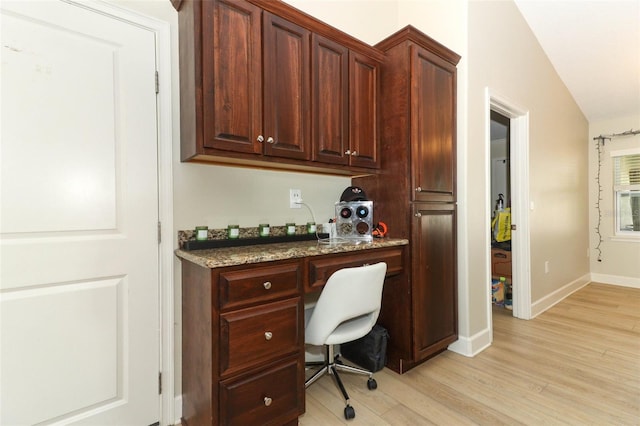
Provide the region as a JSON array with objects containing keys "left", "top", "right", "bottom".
[{"left": 340, "top": 324, "right": 389, "bottom": 372}]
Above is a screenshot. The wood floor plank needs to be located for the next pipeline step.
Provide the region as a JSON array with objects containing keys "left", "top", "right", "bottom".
[{"left": 298, "top": 283, "right": 640, "bottom": 425}]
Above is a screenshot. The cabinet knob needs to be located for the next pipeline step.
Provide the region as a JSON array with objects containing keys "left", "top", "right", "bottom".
[
  {"left": 264, "top": 331, "right": 273, "bottom": 341},
  {"left": 264, "top": 396, "right": 273, "bottom": 407},
  {"left": 344, "top": 149, "right": 351, "bottom": 155},
  {"left": 257, "top": 135, "right": 264, "bottom": 143},
  {"left": 267, "top": 136, "right": 275, "bottom": 144},
  {"left": 415, "top": 187, "right": 423, "bottom": 192},
  {"left": 415, "top": 212, "right": 422, "bottom": 217},
  {"left": 351, "top": 150, "right": 358, "bottom": 156},
  {"left": 263, "top": 281, "right": 272, "bottom": 290}
]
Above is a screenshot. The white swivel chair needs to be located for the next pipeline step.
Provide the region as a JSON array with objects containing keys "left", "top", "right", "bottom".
[{"left": 304, "top": 262, "right": 387, "bottom": 420}]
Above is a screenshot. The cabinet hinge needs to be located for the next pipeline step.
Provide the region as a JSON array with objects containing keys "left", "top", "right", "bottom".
[
  {"left": 155, "top": 71, "right": 159, "bottom": 94},
  {"left": 159, "top": 372, "right": 162, "bottom": 394},
  {"left": 158, "top": 221, "right": 162, "bottom": 244}
]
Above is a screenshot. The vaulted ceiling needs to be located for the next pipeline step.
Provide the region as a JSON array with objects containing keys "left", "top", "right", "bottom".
[{"left": 514, "top": 0, "right": 640, "bottom": 123}]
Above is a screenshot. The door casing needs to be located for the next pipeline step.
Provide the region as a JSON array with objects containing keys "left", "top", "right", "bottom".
[{"left": 487, "top": 90, "right": 532, "bottom": 332}]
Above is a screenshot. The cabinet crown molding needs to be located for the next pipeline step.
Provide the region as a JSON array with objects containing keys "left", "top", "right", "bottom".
[{"left": 376, "top": 25, "right": 461, "bottom": 65}]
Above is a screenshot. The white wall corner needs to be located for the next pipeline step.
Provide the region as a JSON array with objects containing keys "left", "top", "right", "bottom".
[
  {"left": 448, "top": 326, "right": 492, "bottom": 357},
  {"left": 173, "top": 395, "right": 182, "bottom": 426},
  {"left": 530, "top": 274, "right": 591, "bottom": 318},
  {"left": 590, "top": 273, "right": 640, "bottom": 289}
]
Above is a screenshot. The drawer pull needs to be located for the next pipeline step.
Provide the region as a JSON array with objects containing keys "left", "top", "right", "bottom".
[
  {"left": 264, "top": 331, "right": 273, "bottom": 341},
  {"left": 264, "top": 396, "right": 272, "bottom": 407},
  {"left": 494, "top": 253, "right": 507, "bottom": 259},
  {"left": 415, "top": 186, "right": 423, "bottom": 192},
  {"left": 263, "top": 281, "right": 272, "bottom": 290}
]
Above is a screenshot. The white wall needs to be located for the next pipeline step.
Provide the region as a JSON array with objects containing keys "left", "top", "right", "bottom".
[
  {"left": 283, "top": 0, "right": 399, "bottom": 45},
  {"left": 589, "top": 113, "right": 640, "bottom": 287}
]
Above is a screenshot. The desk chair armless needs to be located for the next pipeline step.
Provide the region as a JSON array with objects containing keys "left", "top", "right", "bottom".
[{"left": 304, "top": 262, "right": 387, "bottom": 420}]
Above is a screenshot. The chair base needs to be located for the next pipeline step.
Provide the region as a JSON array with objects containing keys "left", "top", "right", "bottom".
[{"left": 305, "top": 345, "right": 377, "bottom": 420}]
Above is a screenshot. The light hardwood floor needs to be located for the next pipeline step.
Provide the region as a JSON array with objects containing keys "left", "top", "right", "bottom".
[{"left": 299, "top": 283, "right": 640, "bottom": 425}]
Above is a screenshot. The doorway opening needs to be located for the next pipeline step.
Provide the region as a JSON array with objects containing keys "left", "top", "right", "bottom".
[
  {"left": 490, "top": 111, "right": 513, "bottom": 314},
  {"left": 487, "top": 91, "right": 532, "bottom": 328}
]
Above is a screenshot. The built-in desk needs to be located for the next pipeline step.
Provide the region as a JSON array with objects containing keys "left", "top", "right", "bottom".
[{"left": 175, "top": 238, "right": 408, "bottom": 426}]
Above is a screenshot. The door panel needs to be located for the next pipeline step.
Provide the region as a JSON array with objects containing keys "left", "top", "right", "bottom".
[
  {"left": 0, "top": 1, "right": 159, "bottom": 424},
  {"left": 412, "top": 203, "right": 457, "bottom": 359},
  {"left": 312, "top": 33, "right": 348, "bottom": 165},
  {"left": 411, "top": 46, "right": 456, "bottom": 202},
  {"left": 263, "top": 13, "right": 311, "bottom": 160},
  {"left": 205, "top": 0, "right": 262, "bottom": 154},
  {"left": 349, "top": 51, "right": 379, "bottom": 168}
]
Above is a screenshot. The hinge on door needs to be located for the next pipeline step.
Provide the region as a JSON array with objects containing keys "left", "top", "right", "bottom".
[
  {"left": 511, "top": 224, "right": 517, "bottom": 231},
  {"left": 155, "top": 71, "right": 159, "bottom": 94},
  {"left": 158, "top": 221, "right": 162, "bottom": 244},
  {"left": 159, "top": 372, "right": 162, "bottom": 394}
]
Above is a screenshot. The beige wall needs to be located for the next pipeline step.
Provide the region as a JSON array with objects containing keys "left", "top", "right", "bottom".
[
  {"left": 589, "top": 113, "right": 640, "bottom": 284},
  {"left": 468, "top": 1, "right": 589, "bottom": 331}
]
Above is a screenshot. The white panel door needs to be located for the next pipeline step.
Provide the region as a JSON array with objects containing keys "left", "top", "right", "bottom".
[{"left": 0, "top": 1, "right": 160, "bottom": 424}]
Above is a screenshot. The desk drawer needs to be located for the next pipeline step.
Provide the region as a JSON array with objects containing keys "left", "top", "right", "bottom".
[
  {"left": 219, "top": 261, "right": 300, "bottom": 310},
  {"left": 307, "top": 246, "right": 404, "bottom": 292},
  {"left": 220, "top": 356, "right": 303, "bottom": 426},
  {"left": 220, "top": 297, "right": 301, "bottom": 376}
]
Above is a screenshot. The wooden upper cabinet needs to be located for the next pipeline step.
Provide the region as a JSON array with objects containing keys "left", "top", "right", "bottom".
[
  {"left": 262, "top": 13, "right": 311, "bottom": 160},
  {"left": 205, "top": 2, "right": 311, "bottom": 161},
  {"left": 311, "top": 37, "right": 379, "bottom": 169},
  {"left": 175, "top": 0, "right": 383, "bottom": 175},
  {"left": 312, "top": 34, "right": 349, "bottom": 165},
  {"left": 349, "top": 52, "right": 379, "bottom": 169},
  {"left": 203, "top": 0, "right": 262, "bottom": 155},
  {"left": 410, "top": 45, "right": 457, "bottom": 203}
]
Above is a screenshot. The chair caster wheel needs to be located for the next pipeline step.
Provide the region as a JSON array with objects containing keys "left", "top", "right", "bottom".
[
  {"left": 344, "top": 405, "right": 356, "bottom": 420},
  {"left": 367, "top": 378, "right": 377, "bottom": 390}
]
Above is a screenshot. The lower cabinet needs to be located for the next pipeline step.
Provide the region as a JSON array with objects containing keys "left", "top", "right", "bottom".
[
  {"left": 180, "top": 259, "right": 304, "bottom": 426},
  {"left": 411, "top": 203, "right": 457, "bottom": 363},
  {"left": 180, "top": 244, "right": 406, "bottom": 424},
  {"left": 219, "top": 356, "right": 303, "bottom": 426}
]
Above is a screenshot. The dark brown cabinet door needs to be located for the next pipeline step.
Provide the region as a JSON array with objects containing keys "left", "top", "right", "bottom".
[
  {"left": 262, "top": 13, "right": 311, "bottom": 160},
  {"left": 312, "top": 34, "right": 349, "bottom": 165},
  {"left": 203, "top": 0, "right": 262, "bottom": 154},
  {"left": 410, "top": 45, "right": 457, "bottom": 203},
  {"left": 349, "top": 51, "right": 379, "bottom": 169},
  {"left": 411, "top": 203, "right": 457, "bottom": 360}
]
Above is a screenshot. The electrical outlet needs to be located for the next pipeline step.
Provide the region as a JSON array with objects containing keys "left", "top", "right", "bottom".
[
  {"left": 544, "top": 261, "right": 550, "bottom": 274},
  {"left": 289, "top": 189, "right": 302, "bottom": 208}
]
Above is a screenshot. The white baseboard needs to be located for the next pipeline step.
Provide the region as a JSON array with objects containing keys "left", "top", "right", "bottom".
[
  {"left": 448, "top": 326, "right": 492, "bottom": 357},
  {"left": 530, "top": 273, "right": 591, "bottom": 318},
  {"left": 174, "top": 395, "right": 182, "bottom": 426},
  {"left": 590, "top": 273, "right": 640, "bottom": 288}
]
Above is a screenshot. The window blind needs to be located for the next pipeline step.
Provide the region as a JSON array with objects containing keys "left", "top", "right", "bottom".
[{"left": 613, "top": 153, "right": 640, "bottom": 189}]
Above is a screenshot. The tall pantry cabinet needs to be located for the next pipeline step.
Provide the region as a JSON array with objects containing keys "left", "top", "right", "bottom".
[{"left": 354, "top": 26, "right": 461, "bottom": 373}]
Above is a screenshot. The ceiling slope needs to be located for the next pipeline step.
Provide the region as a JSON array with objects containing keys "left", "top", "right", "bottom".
[{"left": 514, "top": 0, "right": 640, "bottom": 122}]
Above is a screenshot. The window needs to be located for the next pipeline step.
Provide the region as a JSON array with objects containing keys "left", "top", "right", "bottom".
[{"left": 613, "top": 151, "right": 640, "bottom": 235}]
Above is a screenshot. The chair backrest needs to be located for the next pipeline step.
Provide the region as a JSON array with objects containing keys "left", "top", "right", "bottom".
[{"left": 305, "top": 262, "right": 387, "bottom": 346}]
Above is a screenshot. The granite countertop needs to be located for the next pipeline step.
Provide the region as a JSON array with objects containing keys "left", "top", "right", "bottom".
[{"left": 175, "top": 238, "right": 409, "bottom": 269}]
